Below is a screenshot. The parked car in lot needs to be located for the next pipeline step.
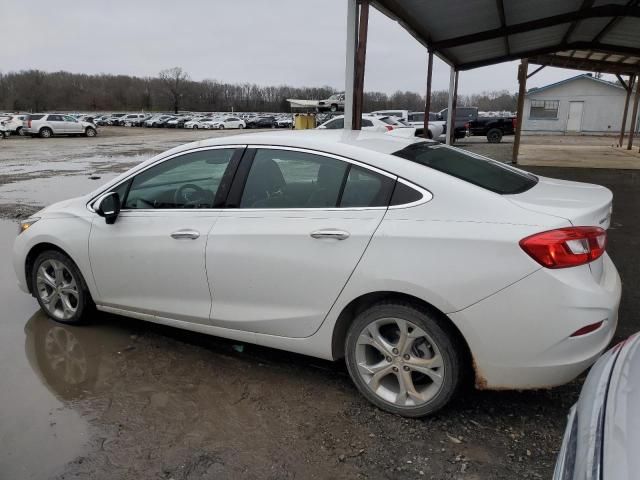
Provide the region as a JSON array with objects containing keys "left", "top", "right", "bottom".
[
  {"left": 1, "top": 114, "right": 28, "bottom": 135},
  {"left": 319, "top": 114, "right": 417, "bottom": 135},
  {"left": 166, "top": 116, "right": 192, "bottom": 128},
  {"left": 372, "top": 109, "right": 410, "bottom": 121},
  {"left": 105, "top": 113, "right": 126, "bottom": 126},
  {"left": 0, "top": 119, "right": 9, "bottom": 139},
  {"left": 246, "top": 116, "right": 277, "bottom": 128},
  {"left": 438, "top": 107, "right": 516, "bottom": 143},
  {"left": 210, "top": 117, "right": 245, "bottom": 129},
  {"left": 121, "top": 114, "right": 148, "bottom": 127},
  {"left": 145, "top": 115, "right": 172, "bottom": 128},
  {"left": 23, "top": 114, "right": 98, "bottom": 138},
  {"left": 13, "top": 130, "right": 621, "bottom": 417},
  {"left": 406, "top": 112, "right": 446, "bottom": 140},
  {"left": 276, "top": 117, "right": 293, "bottom": 128},
  {"left": 553, "top": 332, "right": 639, "bottom": 480},
  {"left": 184, "top": 118, "right": 208, "bottom": 129},
  {"left": 317, "top": 92, "right": 345, "bottom": 112}
]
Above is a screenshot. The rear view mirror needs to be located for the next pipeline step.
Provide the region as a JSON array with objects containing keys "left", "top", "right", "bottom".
[{"left": 95, "top": 192, "right": 121, "bottom": 225}]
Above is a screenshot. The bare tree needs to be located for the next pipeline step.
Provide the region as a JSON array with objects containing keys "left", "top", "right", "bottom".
[{"left": 159, "top": 67, "right": 190, "bottom": 113}]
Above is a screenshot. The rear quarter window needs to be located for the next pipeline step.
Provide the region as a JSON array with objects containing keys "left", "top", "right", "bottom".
[{"left": 392, "top": 142, "right": 537, "bottom": 195}]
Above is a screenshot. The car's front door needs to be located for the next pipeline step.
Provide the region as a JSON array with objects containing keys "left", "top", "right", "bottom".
[
  {"left": 89, "top": 146, "right": 242, "bottom": 323},
  {"left": 207, "top": 147, "right": 396, "bottom": 337},
  {"left": 63, "top": 115, "right": 84, "bottom": 134}
]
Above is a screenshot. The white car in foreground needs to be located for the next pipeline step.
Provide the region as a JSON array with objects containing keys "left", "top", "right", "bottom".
[
  {"left": 554, "top": 332, "right": 639, "bottom": 480},
  {"left": 13, "top": 130, "right": 621, "bottom": 417}
]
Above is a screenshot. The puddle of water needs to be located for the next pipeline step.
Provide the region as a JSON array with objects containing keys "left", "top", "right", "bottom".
[
  {"left": 0, "top": 154, "right": 148, "bottom": 176},
  {"left": 0, "top": 220, "right": 90, "bottom": 479},
  {"left": 0, "top": 173, "right": 120, "bottom": 206}
]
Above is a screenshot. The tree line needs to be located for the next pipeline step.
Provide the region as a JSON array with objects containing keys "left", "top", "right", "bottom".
[{"left": 0, "top": 68, "right": 517, "bottom": 114}]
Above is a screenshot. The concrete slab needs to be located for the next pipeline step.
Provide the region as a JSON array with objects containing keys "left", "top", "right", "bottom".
[{"left": 519, "top": 144, "right": 640, "bottom": 169}]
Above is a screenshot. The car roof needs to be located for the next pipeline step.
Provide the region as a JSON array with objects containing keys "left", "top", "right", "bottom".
[{"left": 169, "top": 130, "right": 428, "bottom": 157}]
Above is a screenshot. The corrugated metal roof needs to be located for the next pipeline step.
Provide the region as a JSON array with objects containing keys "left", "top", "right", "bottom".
[
  {"left": 525, "top": 73, "right": 625, "bottom": 94},
  {"left": 372, "top": 0, "right": 640, "bottom": 73}
]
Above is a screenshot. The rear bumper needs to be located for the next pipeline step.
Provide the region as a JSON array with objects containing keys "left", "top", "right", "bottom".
[{"left": 450, "top": 253, "right": 621, "bottom": 389}]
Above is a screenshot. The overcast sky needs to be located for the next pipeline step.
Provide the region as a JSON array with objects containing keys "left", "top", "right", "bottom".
[{"left": 5, "top": 0, "right": 616, "bottom": 95}]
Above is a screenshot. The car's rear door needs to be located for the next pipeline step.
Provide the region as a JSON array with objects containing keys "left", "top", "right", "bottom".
[
  {"left": 46, "top": 114, "right": 65, "bottom": 134},
  {"left": 206, "top": 146, "right": 396, "bottom": 338},
  {"left": 89, "top": 146, "right": 244, "bottom": 324}
]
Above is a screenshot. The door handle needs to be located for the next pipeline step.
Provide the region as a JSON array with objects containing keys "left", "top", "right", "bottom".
[
  {"left": 310, "top": 229, "right": 350, "bottom": 240},
  {"left": 170, "top": 229, "right": 200, "bottom": 240}
]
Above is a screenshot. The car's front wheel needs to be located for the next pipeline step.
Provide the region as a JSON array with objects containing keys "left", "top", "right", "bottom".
[
  {"left": 345, "top": 301, "right": 463, "bottom": 417},
  {"left": 84, "top": 127, "right": 97, "bottom": 137},
  {"left": 32, "top": 250, "right": 94, "bottom": 324}
]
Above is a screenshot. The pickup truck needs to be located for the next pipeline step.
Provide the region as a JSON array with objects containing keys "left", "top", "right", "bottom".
[{"left": 438, "top": 107, "right": 516, "bottom": 143}]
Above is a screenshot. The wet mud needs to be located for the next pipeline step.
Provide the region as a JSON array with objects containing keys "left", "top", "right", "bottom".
[{"left": 1, "top": 131, "right": 638, "bottom": 479}]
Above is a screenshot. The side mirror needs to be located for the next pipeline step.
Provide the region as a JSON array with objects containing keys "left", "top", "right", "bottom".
[{"left": 95, "top": 192, "right": 120, "bottom": 225}]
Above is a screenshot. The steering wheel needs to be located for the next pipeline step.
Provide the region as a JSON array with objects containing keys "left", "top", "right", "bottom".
[{"left": 174, "top": 183, "right": 208, "bottom": 207}]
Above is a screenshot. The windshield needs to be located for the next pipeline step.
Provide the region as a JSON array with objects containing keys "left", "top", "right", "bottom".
[{"left": 392, "top": 142, "right": 538, "bottom": 195}]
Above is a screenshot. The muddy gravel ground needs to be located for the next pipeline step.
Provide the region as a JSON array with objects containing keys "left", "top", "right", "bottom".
[{"left": 0, "top": 129, "right": 638, "bottom": 479}]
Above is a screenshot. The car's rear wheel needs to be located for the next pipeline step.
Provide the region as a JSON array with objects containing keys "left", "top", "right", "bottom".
[
  {"left": 345, "top": 301, "right": 463, "bottom": 417},
  {"left": 487, "top": 128, "right": 503, "bottom": 143},
  {"left": 17, "top": 127, "right": 24, "bottom": 136},
  {"left": 32, "top": 250, "right": 94, "bottom": 324},
  {"left": 330, "top": 104, "right": 338, "bottom": 112},
  {"left": 219, "top": 125, "right": 225, "bottom": 130},
  {"left": 239, "top": 124, "right": 244, "bottom": 129},
  {"left": 39, "top": 128, "right": 52, "bottom": 138},
  {"left": 84, "top": 127, "right": 97, "bottom": 137}
]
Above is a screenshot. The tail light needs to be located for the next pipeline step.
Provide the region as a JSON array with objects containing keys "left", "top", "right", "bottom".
[
  {"left": 512, "top": 118, "right": 517, "bottom": 129},
  {"left": 385, "top": 125, "right": 394, "bottom": 131},
  {"left": 28, "top": 118, "right": 32, "bottom": 128},
  {"left": 519, "top": 227, "right": 607, "bottom": 269}
]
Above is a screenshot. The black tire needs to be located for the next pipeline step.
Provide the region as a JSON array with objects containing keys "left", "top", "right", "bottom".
[
  {"left": 487, "top": 128, "right": 503, "bottom": 143},
  {"left": 31, "top": 250, "right": 95, "bottom": 324},
  {"left": 84, "top": 127, "right": 97, "bottom": 137},
  {"left": 345, "top": 301, "right": 464, "bottom": 417},
  {"left": 330, "top": 104, "right": 338, "bottom": 112},
  {"left": 17, "top": 127, "right": 24, "bottom": 136},
  {"left": 39, "top": 128, "right": 53, "bottom": 138}
]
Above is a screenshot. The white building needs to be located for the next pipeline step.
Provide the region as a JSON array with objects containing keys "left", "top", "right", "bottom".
[{"left": 522, "top": 73, "right": 639, "bottom": 135}]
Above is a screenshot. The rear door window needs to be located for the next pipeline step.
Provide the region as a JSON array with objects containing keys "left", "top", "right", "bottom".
[
  {"left": 393, "top": 142, "right": 537, "bottom": 194},
  {"left": 238, "top": 149, "right": 395, "bottom": 209}
]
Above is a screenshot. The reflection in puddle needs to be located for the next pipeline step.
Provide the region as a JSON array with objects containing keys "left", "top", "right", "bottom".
[
  {"left": 20, "top": 311, "right": 357, "bottom": 479},
  {"left": 0, "top": 220, "right": 89, "bottom": 480}
]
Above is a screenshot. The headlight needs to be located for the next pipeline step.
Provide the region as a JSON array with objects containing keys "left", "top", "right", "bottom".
[{"left": 18, "top": 217, "right": 40, "bottom": 235}]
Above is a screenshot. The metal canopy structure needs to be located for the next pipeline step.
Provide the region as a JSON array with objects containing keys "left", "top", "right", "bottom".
[
  {"left": 373, "top": 0, "right": 640, "bottom": 73},
  {"left": 345, "top": 0, "right": 640, "bottom": 159}
]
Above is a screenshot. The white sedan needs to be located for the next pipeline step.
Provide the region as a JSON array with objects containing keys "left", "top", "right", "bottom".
[
  {"left": 318, "top": 114, "right": 400, "bottom": 132},
  {"left": 13, "top": 130, "right": 621, "bottom": 417},
  {"left": 210, "top": 117, "right": 246, "bottom": 130}
]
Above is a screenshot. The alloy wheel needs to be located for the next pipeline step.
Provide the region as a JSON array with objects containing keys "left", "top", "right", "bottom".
[
  {"left": 354, "top": 317, "right": 444, "bottom": 407},
  {"left": 36, "top": 259, "right": 80, "bottom": 321}
]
